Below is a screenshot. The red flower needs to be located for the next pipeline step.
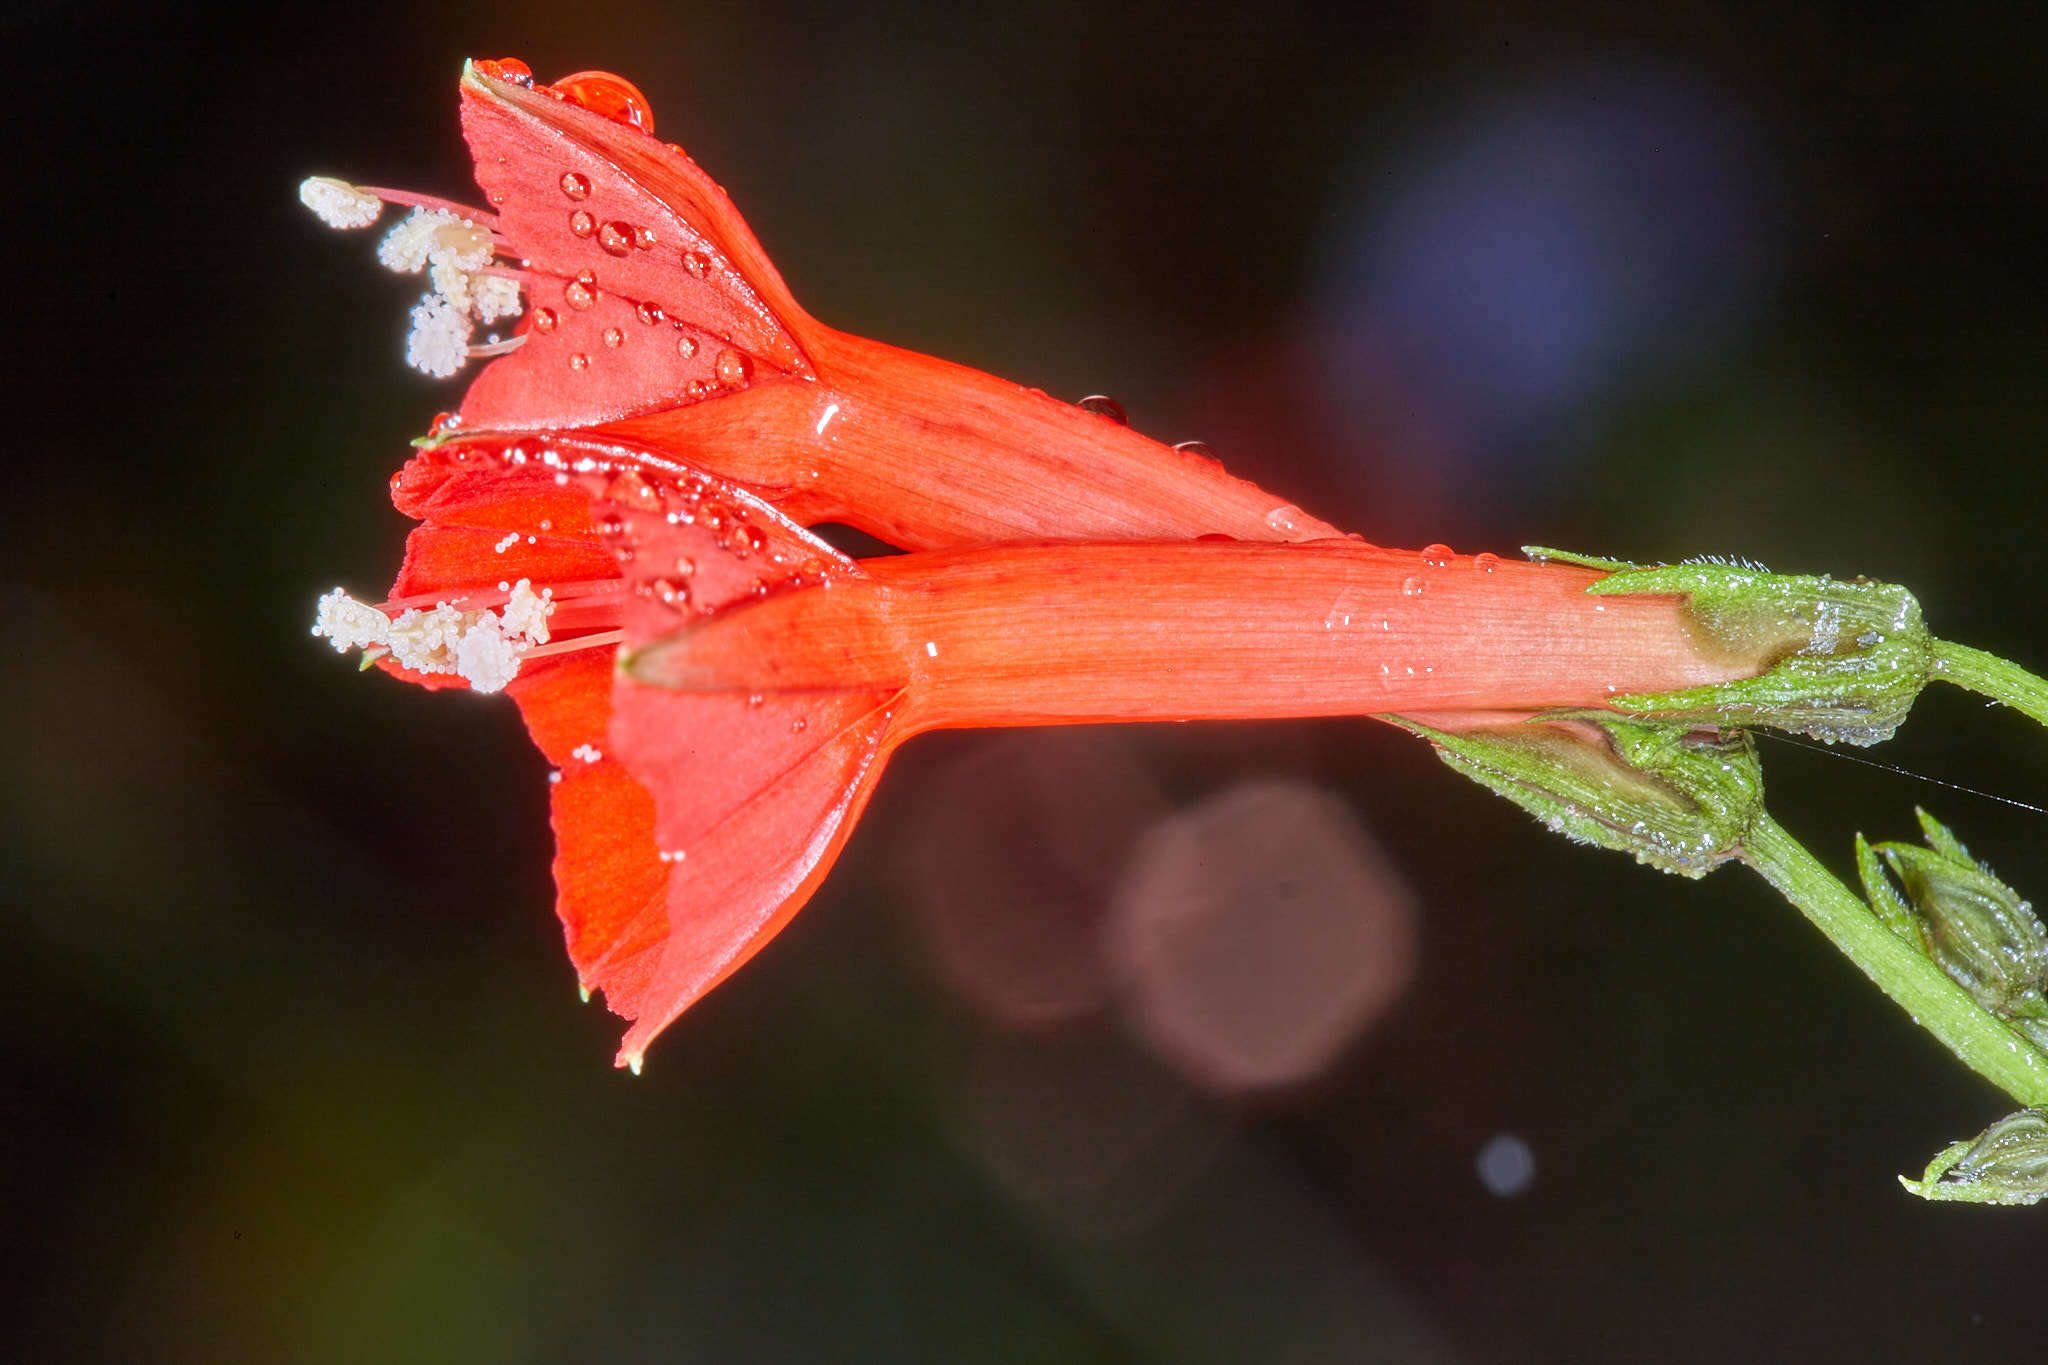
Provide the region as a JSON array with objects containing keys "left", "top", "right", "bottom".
[{"left": 304, "top": 58, "right": 1765, "bottom": 1067}]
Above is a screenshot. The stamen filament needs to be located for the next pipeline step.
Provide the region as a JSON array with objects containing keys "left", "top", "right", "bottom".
[
  {"left": 355, "top": 185, "right": 501, "bottom": 230},
  {"left": 522, "top": 630, "right": 627, "bottom": 660}
]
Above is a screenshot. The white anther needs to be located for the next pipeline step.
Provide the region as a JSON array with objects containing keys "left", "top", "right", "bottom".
[
  {"left": 309, "top": 578, "right": 555, "bottom": 694},
  {"left": 471, "top": 274, "right": 524, "bottom": 323},
  {"left": 298, "top": 176, "right": 383, "bottom": 229},
  {"left": 378, "top": 207, "right": 459, "bottom": 274},
  {"left": 406, "top": 293, "right": 472, "bottom": 378}
]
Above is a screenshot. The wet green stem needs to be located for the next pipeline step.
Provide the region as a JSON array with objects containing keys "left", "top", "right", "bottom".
[
  {"left": 1744, "top": 815, "right": 2048, "bottom": 1107},
  {"left": 1931, "top": 639, "right": 2048, "bottom": 728}
]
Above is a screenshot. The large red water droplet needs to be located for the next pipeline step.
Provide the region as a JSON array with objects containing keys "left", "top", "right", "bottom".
[
  {"left": 476, "top": 57, "right": 534, "bottom": 88},
  {"left": 551, "top": 70, "right": 656, "bottom": 135}
]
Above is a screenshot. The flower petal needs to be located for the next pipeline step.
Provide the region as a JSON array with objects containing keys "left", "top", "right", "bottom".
[{"left": 456, "top": 63, "right": 813, "bottom": 429}]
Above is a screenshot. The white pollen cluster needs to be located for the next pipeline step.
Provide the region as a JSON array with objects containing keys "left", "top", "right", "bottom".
[
  {"left": 311, "top": 579, "right": 554, "bottom": 694},
  {"left": 299, "top": 183, "right": 527, "bottom": 379},
  {"left": 298, "top": 176, "right": 383, "bottom": 229},
  {"left": 406, "top": 295, "right": 471, "bottom": 379}
]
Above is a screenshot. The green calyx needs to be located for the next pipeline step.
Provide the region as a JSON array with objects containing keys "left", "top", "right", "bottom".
[
  {"left": 1901, "top": 1108, "right": 2048, "bottom": 1206},
  {"left": 1391, "top": 715, "right": 1763, "bottom": 878},
  {"left": 1525, "top": 547, "right": 2048, "bottom": 742},
  {"left": 1859, "top": 810, "right": 2048, "bottom": 1049},
  {"left": 1575, "top": 553, "right": 1927, "bottom": 746}
]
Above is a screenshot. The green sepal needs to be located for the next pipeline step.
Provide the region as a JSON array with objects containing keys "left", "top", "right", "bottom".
[
  {"left": 1520, "top": 546, "right": 1641, "bottom": 572},
  {"left": 1390, "top": 715, "right": 1763, "bottom": 878},
  {"left": 1900, "top": 1108, "right": 2048, "bottom": 1205},
  {"left": 1856, "top": 832, "right": 1926, "bottom": 945},
  {"left": 1579, "top": 558, "right": 1930, "bottom": 746},
  {"left": 1870, "top": 811, "right": 2048, "bottom": 1038}
]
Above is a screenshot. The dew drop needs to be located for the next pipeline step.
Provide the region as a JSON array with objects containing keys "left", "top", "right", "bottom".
[
  {"left": 569, "top": 209, "right": 596, "bottom": 238},
  {"left": 559, "top": 170, "right": 591, "bottom": 201},
  {"left": 676, "top": 335, "right": 699, "bottom": 360},
  {"left": 637, "top": 300, "right": 666, "bottom": 325},
  {"left": 530, "top": 306, "right": 558, "bottom": 334},
  {"left": 747, "top": 693, "right": 765, "bottom": 708},
  {"left": 605, "top": 469, "right": 659, "bottom": 508},
  {"left": 682, "top": 250, "right": 711, "bottom": 279},
  {"left": 647, "top": 576, "right": 691, "bottom": 610},
  {"left": 596, "top": 512, "right": 626, "bottom": 538},
  {"left": 1421, "top": 543, "right": 1453, "bottom": 568},
  {"left": 603, "top": 326, "right": 626, "bottom": 348},
  {"left": 478, "top": 57, "right": 534, "bottom": 88},
  {"left": 552, "top": 70, "right": 656, "bottom": 134},
  {"left": 715, "top": 349, "right": 751, "bottom": 389},
  {"left": 673, "top": 555, "right": 696, "bottom": 577},
  {"left": 568, "top": 351, "right": 590, "bottom": 371},
  {"left": 1474, "top": 551, "right": 1501, "bottom": 573},
  {"left": 565, "top": 270, "right": 597, "bottom": 309},
  {"left": 1401, "top": 576, "right": 1424, "bottom": 597},
  {"left": 791, "top": 717, "right": 808, "bottom": 734},
  {"left": 1077, "top": 394, "right": 1128, "bottom": 424},
  {"left": 633, "top": 224, "right": 659, "bottom": 250},
  {"left": 598, "top": 220, "right": 635, "bottom": 256},
  {"left": 1265, "top": 504, "right": 1305, "bottom": 535},
  {"left": 743, "top": 524, "right": 768, "bottom": 553},
  {"left": 1173, "top": 440, "right": 1221, "bottom": 463}
]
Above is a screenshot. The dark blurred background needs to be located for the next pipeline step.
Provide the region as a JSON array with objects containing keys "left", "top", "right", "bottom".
[{"left": 8, "top": 1, "right": 2048, "bottom": 1359}]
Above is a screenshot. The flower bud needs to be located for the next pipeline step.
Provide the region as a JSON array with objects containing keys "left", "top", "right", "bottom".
[
  {"left": 1869, "top": 811, "right": 2048, "bottom": 1044},
  {"left": 1900, "top": 1107, "right": 2048, "bottom": 1205},
  {"left": 1394, "top": 716, "right": 1763, "bottom": 878}
]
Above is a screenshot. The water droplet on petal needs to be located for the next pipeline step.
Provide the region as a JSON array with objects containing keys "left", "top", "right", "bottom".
[
  {"left": 636, "top": 300, "right": 665, "bottom": 325},
  {"left": 598, "top": 220, "right": 634, "bottom": 256},
  {"left": 1077, "top": 394, "right": 1128, "bottom": 424},
  {"left": 559, "top": 170, "right": 591, "bottom": 201},
  {"left": 552, "top": 70, "right": 656, "bottom": 134},
  {"left": 530, "top": 306, "right": 558, "bottom": 334},
  {"left": 1173, "top": 440, "right": 1220, "bottom": 463},
  {"left": 1474, "top": 551, "right": 1501, "bottom": 573},
  {"left": 1401, "top": 576, "right": 1424, "bottom": 597},
  {"left": 682, "top": 250, "right": 710, "bottom": 278},
  {"left": 603, "top": 326, "right": 625, "bottom": 348},
  {"left": 715, "top": 349, "right": 751, "bottom": 389},
  {"left": 791, "top": 716, "right": 809, "bottom": 734},
  {"left": 477, "top": 57, "right": 533, "bottom": 87},
  {"left": 568, "top": 352, "right": 590, "bottom": 371},
  {"left": 569, "top": 209, "right": 595, "bottom": 238},
  {"left": 1421, "top": 543, "right": 1453, "bottom": 568},
  {"left": 633, "top": 224, "right": 659, "bottom": 250},
  {"left": 565, "top": 270, "right": 597, "bottom": 309},
  {"left": 1265, "top": 504, "right": 1305, "bottom": 535}
]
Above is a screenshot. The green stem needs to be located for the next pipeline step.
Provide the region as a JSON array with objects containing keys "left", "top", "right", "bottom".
[
  {"left": 1744, "top": 815, "right": 2048, "bottom": 1107},
  {"left": 1931, "top": 639, "right": 2048, "bottom": 727}
]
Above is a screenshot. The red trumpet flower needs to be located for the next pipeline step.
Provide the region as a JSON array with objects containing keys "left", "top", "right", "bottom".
[{"left": 306, "top": 59, "right": 1781, "bottom": 1067}]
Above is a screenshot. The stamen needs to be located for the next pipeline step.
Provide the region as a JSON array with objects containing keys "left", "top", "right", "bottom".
[
  {"left": 471, "top": 274, "right": 525, "bottom": 323},
  {"left": 352, "top": 185, "right": 499, "bottom": 230},
  {"left": 298, "top": 176, "right": 383, "bottom": 229},
  {"left": 406, "top": 294, "right": 472, "bottom": 378},
  {"left": 522, "top": 630, "right": 626, "bottom": 660},
  {"left": 311, "top": 578, "right": 565, "bottom": 693},
  {"left": 467, "top": 334, "right": 527, "bottom": 359},
  {"left": 380, "top": 207, "right": 462, "bottom": 274}
]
